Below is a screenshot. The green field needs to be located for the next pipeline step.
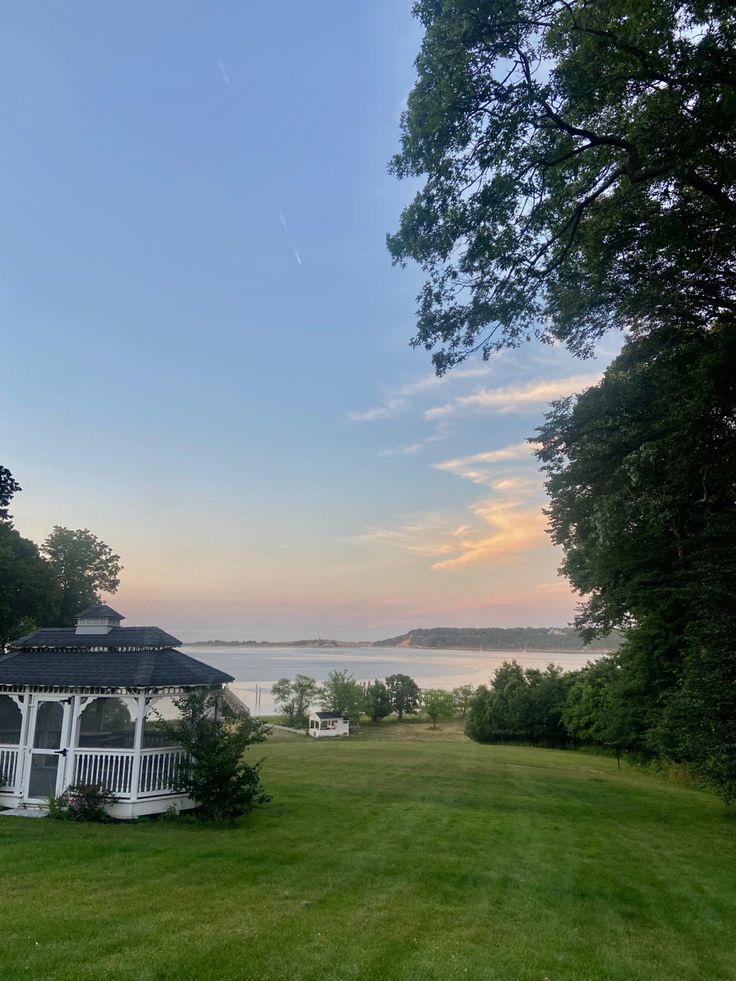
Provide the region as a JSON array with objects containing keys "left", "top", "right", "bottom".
[{"left": 1, "top": 722, "right": 734, "bottom": 980}]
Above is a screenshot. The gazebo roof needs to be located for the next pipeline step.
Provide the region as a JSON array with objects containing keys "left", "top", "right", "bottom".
[
  {"left": 9, "top": 626, "right": 182, "bottom": 650},
  {"left": 0, "top": 648, "right": 234, "bottom": 688}
]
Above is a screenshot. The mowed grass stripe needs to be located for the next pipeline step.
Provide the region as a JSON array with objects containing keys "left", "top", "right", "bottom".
[{"left": 0, "top": 728, "right": 733, "bottom": 980}]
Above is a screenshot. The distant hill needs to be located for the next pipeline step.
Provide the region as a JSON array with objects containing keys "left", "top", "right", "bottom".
[
  {"left": 184, "top": 638, "right": 358, "bottom": 648},
  {"left": 372, "top": 626, "right": 620, "bottom": 652},
  {"left": 185, "top": 627, "right": 620, "bottom": 651}
]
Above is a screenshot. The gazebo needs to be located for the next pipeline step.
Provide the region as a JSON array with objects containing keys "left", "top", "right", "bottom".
[{"left": 0, "top": 605, "right": 234, "bottom": 819}]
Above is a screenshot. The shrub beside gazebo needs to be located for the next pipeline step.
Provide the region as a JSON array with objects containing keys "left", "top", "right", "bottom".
[{"left": 0, "top": 605, "right": 233, "bottom": 818}]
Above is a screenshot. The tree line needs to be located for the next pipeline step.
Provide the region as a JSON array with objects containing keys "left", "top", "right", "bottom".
[
  {"left": 390, "top": 1, "right": 736, "bottom": 803},
  {"left": 271, "top": 671, "right": 477, "bottom": 729},
  {"left": 0, "top": 466, "right": 122, "bottom": 649}
]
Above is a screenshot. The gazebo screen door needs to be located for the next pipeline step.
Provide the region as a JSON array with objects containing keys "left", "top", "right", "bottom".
[{"left": 24, "top": 697, "right": 71, "bottom": 801}]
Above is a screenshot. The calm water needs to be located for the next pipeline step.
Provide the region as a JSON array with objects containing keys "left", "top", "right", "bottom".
[{"left": 182, "top": 645, "right": 598, "bottom": 715}]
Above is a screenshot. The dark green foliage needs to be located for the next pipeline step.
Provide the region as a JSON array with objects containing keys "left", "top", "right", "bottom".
[
  {"left": 452, "top": 684, "right": 477, "bottom": 718},
  {"left": 161, "top": 688, "right": 270, "bottom": 822},
  {"left": 0, "top": 523, "right": 57, "bottom": 650},
  {"left": 271, "top": 674, "right": 319, "bottom": 727},
  {"left": 319, "top": 670, "right": 367, "bottom": 722},
  {"left": 466, "top": 661, "right": 571, "bottom": 746},
  {"left": 374, "top": 625, "right": 618, "bottom": 650},
  {"left": 536, "top": 326, "right": 736, "bottom": 799},
  {"left": 50, "top": 783, "right": 117, "bottom": 822},
  {"left": 365, "top": 680, "right": 392, "bottom": 723},
  {"left": 389, "top": 0, "right": 736, "bottom": 372},
  {"left": 41, "top": 527, "right": 122, "bottom": 626},
  {"left": 385, "top": 673, "right": 421, "bottom": 720},
  {"left": 0, "top": 466, "right": 21, "bottom": 524}
]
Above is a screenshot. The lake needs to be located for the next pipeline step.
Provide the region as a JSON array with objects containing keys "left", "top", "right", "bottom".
[{"left": 182, "top": 644, "right": 600, "bottom": 715}]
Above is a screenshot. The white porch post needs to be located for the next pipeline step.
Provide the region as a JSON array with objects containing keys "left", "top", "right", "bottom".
[
  {"left": 129, "top": 691, "right": 146, "bottom": 803},
  {"left": 17, "top": 685, "right": 32, "bottom": 800}
]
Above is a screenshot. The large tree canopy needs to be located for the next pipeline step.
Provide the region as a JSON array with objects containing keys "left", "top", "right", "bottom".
[
  {"left": 41, "top": 526, "right": 122, "bottom": 625},
  {"left": 535, "top": 325, "right": 736, "bottom": 798},
  {"left": 389, "top": 0, "right": 736, "bottom": 372}
]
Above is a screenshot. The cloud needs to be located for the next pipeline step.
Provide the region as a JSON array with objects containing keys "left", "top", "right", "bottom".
[
  {"left": 377, "top": 443, "right": 423, "bottom": 457},
  {"left": 276, "top": 209, "right": 303, "bottom": 269},
  {"left": 434, "top": 441, "right": 542, "bottom": 489},
  {"left": 430, "top": 501, "right": 548, "bottom": 571},
  {"left": 350, "top": 364, "right": 495, "bottom": 424},
  {"left": 217, "top": 60, "right": 230, "bottom": 85},
  {"left": 425, "top": 372, "right": 601, "bottom": 418}
]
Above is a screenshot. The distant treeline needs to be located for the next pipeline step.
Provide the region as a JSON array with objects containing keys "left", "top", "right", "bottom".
[
  {"left": 186, "top": 627, "right": 619, "bottom": 651},
  {"left": 373, "top": 627, "right": 620, "bottom": 651},
  {"left": 186, "top": 638, "right": 352, "bottom": 648}
]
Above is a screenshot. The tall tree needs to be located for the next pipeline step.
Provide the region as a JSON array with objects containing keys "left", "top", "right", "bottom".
[
  {"left": 0, "top": 524, "right": 57, "bottom": 650},
  {"left": 389, "top": 0, "right": 736, "bottom": 372},
  {"left": 385, "top": 674, "right": 421, "bottom": 721},
  {"left": 0, "top": 466, "right": 21, "bottom": 525},
  {"left": 536, "top": 325, "right": 736, "bottom": 798},
  {"left": 271, "top": 675, "right": 319, "bottom": 726},
  {"left": 319, "top": 670, "right": 367, "bottom": 722},
  {"left": 41, "top": 527, "right": 122, "bottom": 625},
  {"left": 366, "top": 679, "right": 392, "bottom": 723},
  {"left": 0, "top": 466, "right": 57, "bottom": 649}
]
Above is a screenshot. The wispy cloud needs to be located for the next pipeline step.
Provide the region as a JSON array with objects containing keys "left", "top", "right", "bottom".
[
  {"left": 425, "top": 372, "right": 601, "bottom": 419},
  {"left": 217, "top": 60, "right": 230, "bottom": 85},
  {"left": 349, "top": 364, "right": 495, "bottom": 424},
  {"left": 277, "top": 209, "right": 303, "bottom": 268},
  {"left": 433, "top": 441, "right": 541, "bottom": 487},
  {"left": 350, "top": 438, "right": 551, "bottom": 571},
  {"left": 377, "top": 442, "right": 423, "bottom": 457},
  {"left": 430, "top": 500, "right": 548, "bottom": 571}
]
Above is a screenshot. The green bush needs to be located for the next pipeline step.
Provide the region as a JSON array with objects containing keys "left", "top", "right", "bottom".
[{"left": 49, "top": 783, "right": 116, "bottom": 822}]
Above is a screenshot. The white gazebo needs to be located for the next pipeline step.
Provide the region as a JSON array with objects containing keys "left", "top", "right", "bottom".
[
  {"left": 0, "top": 605, "right": 234, "bottom": 819},
  {"left": 308, "top": 711, "right": 350, "bottom": 738}
]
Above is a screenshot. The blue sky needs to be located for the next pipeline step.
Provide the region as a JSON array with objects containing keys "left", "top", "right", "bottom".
[{"left": 1, "top": 2, "right": 618, "bottom": 639}]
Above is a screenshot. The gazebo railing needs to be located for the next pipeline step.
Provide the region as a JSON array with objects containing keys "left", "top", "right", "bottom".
[
  {"left": 72, "top": 746, "right": 187, "bottom": 799},
  {"left": 0, "top": 746, "right": 19, "bottom": 791},
  {"left": 138, "top": 747, "right": 187, "bottom": 795},
  {"left": 74, "top": 749, "right": 135, "bottom": 796}
]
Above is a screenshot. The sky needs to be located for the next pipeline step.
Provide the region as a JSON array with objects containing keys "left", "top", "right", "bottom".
[{"left": 0, "top": 2, "right": 619, "bottom": 640}]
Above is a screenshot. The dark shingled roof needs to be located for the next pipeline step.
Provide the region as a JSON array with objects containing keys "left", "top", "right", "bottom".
[
  {"left": 313, "top": 711, "right": 345, "bottom": 719},
  {"left": 0, "top": 649, "right": 234, "bottom": 688},
  {"left": 76, "top": 604, "right": 125, "bottom": 621},
  {"left": 9, "top": 626, "right": 182, "bottom": 650}
]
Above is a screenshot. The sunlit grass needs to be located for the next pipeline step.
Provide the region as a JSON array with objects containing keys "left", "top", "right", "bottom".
[{"left": 1, "top": 726, "right": 733, "bottom": 980}]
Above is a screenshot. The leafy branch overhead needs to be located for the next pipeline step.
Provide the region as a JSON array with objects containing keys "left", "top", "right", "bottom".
[{"left": 389, "top": 0, "right": 736, "bottom": 372}]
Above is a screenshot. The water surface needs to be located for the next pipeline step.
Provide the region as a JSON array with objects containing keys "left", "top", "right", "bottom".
[{"left": 183, "top": 644, "right": 598, "bottom": 715}]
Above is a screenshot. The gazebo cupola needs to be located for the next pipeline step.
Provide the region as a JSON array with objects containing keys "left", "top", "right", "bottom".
[{"left": 75, "top": 604, "right": 125, "bottom": 635}]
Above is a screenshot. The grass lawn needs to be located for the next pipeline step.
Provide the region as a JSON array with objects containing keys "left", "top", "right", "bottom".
[{"left": 1, "top": 722, "right": 734, "bottom": 980}]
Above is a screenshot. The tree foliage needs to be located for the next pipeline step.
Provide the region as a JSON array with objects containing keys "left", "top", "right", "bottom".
[
  {"left": 271, "top": 674, "right": 319, "bottom": 727},
  {"left": 162, "top": 688, "right": 270, "bottom": 822},
  {"left": 389, "top": 0, "right": 736, "bottom": 372},
  {"left": 422, "top": 688, "right": 456, "bottom": 729},
  {"left": 385, "top": 673, "right": 421, "bottom": 720},
  {"left": 366, "top": 679, "right": 392, "bottom": 723},
  {"left": 0, "top": 524, "right": 57, "bottom": 650},
  {"left": 319, "top": 670, "right": 367, "bottom": 722},
  {"left": 466, "top": 661, "right": 571, "bottom": 746},
  {"left": 0, "top": 466, "right": 21, "bottom": 525},
  {"left": 41, "top": 526, "right": 122, "bottom": 625},
  {"left": 536, "top": 326, "right": 736, "bottom": 799},
  {"left": 452, "top": 684, "right": 478, "bottom": 718}
]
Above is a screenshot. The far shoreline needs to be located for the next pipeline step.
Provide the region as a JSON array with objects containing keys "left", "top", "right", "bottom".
[{"left": 182, "top": 642, "right": 613, "bottom": 655}]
